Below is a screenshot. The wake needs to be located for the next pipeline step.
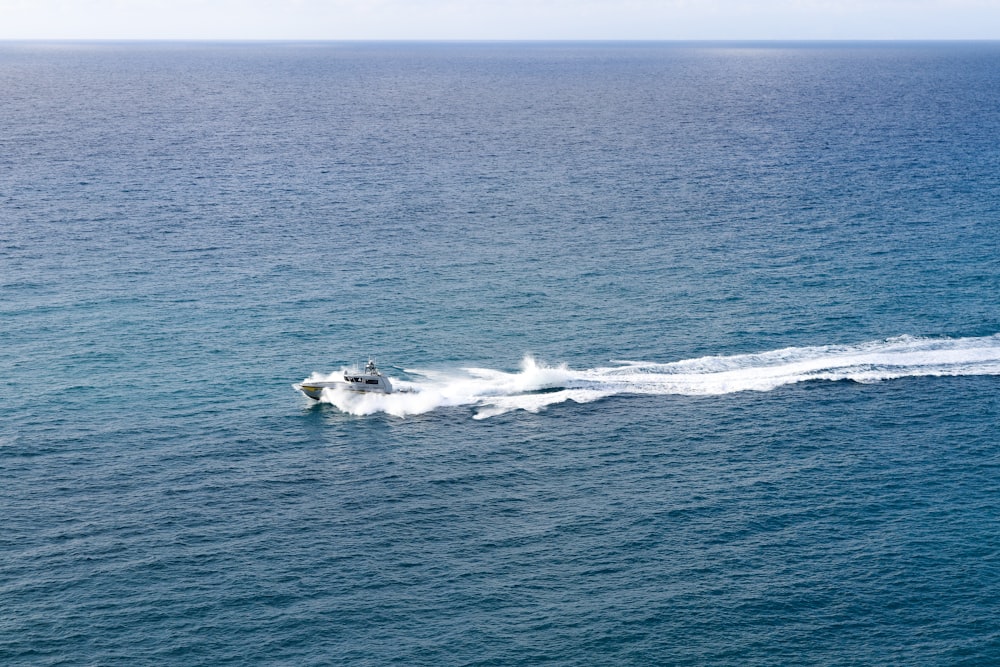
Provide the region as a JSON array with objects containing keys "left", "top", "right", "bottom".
[{"left": 307, "top": 334, "right": 1000, "bottom": 419}]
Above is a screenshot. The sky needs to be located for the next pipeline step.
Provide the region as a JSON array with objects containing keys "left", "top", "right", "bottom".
[{"left": 1, "top": 0, "right": 999, "bottom": 41}]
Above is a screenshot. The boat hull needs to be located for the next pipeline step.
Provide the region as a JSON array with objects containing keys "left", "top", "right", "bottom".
[
  {"left": 294, "top": 380, "right": 393, "bottom": 400},
  {"left": 294, "top": 381, "right": 339, "bottom": 400}
]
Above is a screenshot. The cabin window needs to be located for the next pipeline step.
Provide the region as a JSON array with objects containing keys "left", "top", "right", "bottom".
[{"left": 365, "top": 379, "right": 380, "bottom": 384}]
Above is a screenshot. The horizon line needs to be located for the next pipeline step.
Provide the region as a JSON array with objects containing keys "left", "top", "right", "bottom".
[{"left": 3, "top": 37, "right": 999, "bottom": 44}]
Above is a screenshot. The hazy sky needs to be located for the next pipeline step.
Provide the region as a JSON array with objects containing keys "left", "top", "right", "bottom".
[{"left": 1, "top": 0, "right": 999, "bottom": 40}]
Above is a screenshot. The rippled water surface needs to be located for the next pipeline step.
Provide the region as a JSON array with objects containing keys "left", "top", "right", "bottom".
[{"left": 2, "top": 41, "right": 1000, "bottom": 665}]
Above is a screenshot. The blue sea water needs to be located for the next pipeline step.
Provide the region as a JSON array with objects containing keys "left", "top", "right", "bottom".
[{"left": 2, "top": 40, "right": 1000, "bottom": 665}]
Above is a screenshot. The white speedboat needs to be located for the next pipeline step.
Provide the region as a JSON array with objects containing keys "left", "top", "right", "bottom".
[{"left": 295, "top": 359, "right": 394, "bottom": 400}]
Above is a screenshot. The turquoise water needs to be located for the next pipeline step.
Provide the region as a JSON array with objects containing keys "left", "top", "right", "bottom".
[{"left": 2, "top": 42, "right": 1000, "bottom": 664}]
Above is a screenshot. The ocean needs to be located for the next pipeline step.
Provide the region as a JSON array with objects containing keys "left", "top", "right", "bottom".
[{"left": 2, "top": 41, "right": 999, "bottom": 665}]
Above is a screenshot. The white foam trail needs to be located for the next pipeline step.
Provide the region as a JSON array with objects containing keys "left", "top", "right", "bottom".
[{"left": 306, "top": 335, "right": 1000, "bottom": 419}]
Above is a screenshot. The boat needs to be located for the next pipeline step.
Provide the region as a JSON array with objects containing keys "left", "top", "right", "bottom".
[{"left": 295, "top": 359, "right": 394, "bottom": 400}]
